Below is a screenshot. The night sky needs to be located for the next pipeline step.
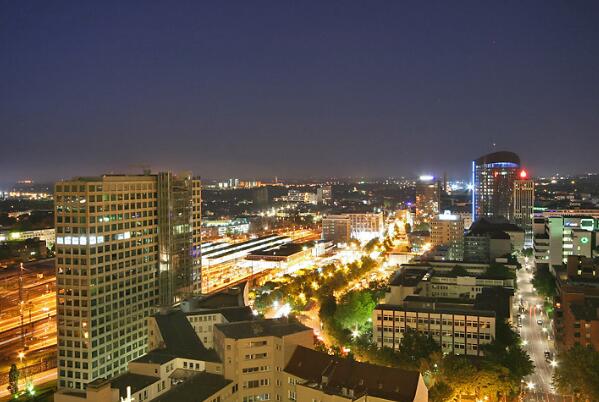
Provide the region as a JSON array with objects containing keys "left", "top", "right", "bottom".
[{"left": 2, "top": 1, "right": 599, "bottom": 182}]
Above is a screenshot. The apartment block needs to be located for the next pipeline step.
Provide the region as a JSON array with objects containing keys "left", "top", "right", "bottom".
[
  {"left": 285, "top": 346, "right": 428, "bottom": 402},
  {"left": 214, "top": 319, "right": 314, "bottom": 402},
  {"left": 430, "top": 211, "right": 464, "bottom": 261},
  {"left": 554, "top": 256, "right": 599, "bottom": 351}
]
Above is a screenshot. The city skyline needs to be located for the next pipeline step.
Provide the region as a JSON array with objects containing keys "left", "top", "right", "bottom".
[{"left": 2, "top": 1, "right": 599, "bottom": 182}]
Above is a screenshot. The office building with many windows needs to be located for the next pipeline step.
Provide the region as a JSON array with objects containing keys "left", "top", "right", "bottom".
[
  {"left": 54, "top": 172, "right": 201, "bottom": 393},
  {"left": 472, "top": 151, "right": 520, "bottom": 222}
]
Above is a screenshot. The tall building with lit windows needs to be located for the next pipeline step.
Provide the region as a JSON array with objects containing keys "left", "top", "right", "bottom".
[
  {"left": 415, "top": 176, "right": 440, "bottom": 224},
  {"left": 472, "top": 151, "right": 520, "bottom": 221},
  {"left": 54, "top": 172, "right": 201, "bottom": 395},
  {"left": 513, "top": 172, "right": 534, "bottom": 246}
]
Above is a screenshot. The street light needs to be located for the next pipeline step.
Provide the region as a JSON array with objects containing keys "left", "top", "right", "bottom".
[
  {"left": 527, "top": 381, "right": 536, "bottom": 390},
  {"left": 18, "top": 352, "right": 25, "bottom": 363},
  {"left": 550, "top": 360, "right": 558, "bottom": 368}
]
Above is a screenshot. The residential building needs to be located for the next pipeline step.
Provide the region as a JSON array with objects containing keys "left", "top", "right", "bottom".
[
  {"left": 55, "top": 309, "right": 232, "bottom": 402},
  {"left": 57, "top": 311, "right": 428, "bottom": 402},
  {"left": 285, "top": 346, "right": 428, "bottom": 402},
  {"left": 472, "top": 151, "right": 520, "bottom": 221},
  {"left": 54, "top": 172, "right": 201, "bottom": 393},
  {"left": 214, "top": 318, "right": 314, "bottom": 402},
  {"left": 415, "top": 176, "right": 440, "bottom": 224},
  {"left": 554, "top": 256, "right": 599, "bottom": 351},
  {"left": 430, "top": 211, "right": 464, "bottom": 260}
]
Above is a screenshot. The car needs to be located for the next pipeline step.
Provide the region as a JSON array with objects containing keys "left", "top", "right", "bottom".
[
  {"left": 537, "top": 319, "right": 543, "bottom": 325},
  {"left": 544, "top": 351, "right": 553, "bottom": 361},
  {"left": 517, "top": 322, "right": 523, "bottom": 328}
]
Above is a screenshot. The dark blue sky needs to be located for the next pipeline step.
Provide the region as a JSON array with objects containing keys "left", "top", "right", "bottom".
[{"left": 2, "top": 1, "right": 599, "bottom": 182}]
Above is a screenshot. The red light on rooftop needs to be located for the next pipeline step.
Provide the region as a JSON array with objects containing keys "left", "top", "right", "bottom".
[{"left": 520, "top": 170, "right": 528, "bottom": 179}]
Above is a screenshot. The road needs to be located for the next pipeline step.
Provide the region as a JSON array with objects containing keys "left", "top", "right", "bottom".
[{"left": 516, "top": 262, "right": 572, "bottom": 402}]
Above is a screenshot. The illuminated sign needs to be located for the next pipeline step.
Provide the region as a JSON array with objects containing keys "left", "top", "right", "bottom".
[{"left": 580, "top": 237, "right": 589, "bottom": 244}]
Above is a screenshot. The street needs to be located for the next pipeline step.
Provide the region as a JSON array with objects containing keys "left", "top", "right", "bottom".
[{"left": 516, "top": 261, "right": 570, "bottom": 402}]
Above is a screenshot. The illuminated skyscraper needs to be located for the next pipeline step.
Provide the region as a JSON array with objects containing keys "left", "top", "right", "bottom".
[
  {"left": 472, "top": 151, "right": 520, "bottom": 221},
  {"left": 54, "top": 172, "right": 200, "bottom": 394},
  {"left": 513, "top": 171, "right": 534, "bottom": 246},
  {"left": 415, "top": 176, "right": 440, "bottom": 224}
]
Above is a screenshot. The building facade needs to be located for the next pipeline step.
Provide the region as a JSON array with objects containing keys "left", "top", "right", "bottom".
[
  {"left": 472, "top": 151, "right": 520, "bottom": 221},
  {"left": 430, "top": 211, "right": 464, "bottom": 260},
  {"left": 415, "top": 176, "right": 440, "bottom": 224},
  {"left": 534, "top": 211, "right": 599, "bottom": 267},
  {"left": 513, "top": 175, "right": 534, "bottom": 246},
  {"left": 554, "top": 256, "right": 599, "bottom": 351},
  {"left": 322, "top": 215, "right": 352, "bottom": 244},
  {"left": 54, "top": 173, "right": 201, "bottom": 392}
]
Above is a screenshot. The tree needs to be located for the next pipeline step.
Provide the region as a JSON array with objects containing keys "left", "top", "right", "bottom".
[
  {"left": 397, "top": 328, "right": 441, "bottom": 365},
  {"left": 334, "top": 290, "right": 376, "bottom": 331},
  {"left": 429, "top": 381, "right": 453, "bottom": 402},
  {"left": 364, "top": 238, "right": 380, "bottom": 252},
  {"left": 553, "top": 344, "right": 599, "bottom": 401},
  {"left": 486, "top": 263, "right": 516, "bottom": 280},
  {"left": 532, "top": 265, "right": 557, "bottom": 298},
  {"left": 450, "top": 265, "right": 469, "bottom": 276},
  {"left": 522, "top": 247, "right": 534, "bottom": 257},
  {"left": 481, "top": 321, "right": 534, "bottom": 393},
  {"left": 7, "top": 364, "right": 19, "bottom": 397}
]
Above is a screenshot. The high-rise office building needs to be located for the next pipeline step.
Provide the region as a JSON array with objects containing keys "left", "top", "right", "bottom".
[
  {"left": 431, "top": 211, "right": 465, "bottom": 260},
  {"left": 415, "top": 176, "right": 440, "bottom": 224},
  {"left": 513, "top": 171, "right": 534, "bottom": 246},
  {"left": 54, "top": 172, "right": 201, "bottom": 393},
  {"left": 472, "top": 151, "right": 520, "bottom": 221}
]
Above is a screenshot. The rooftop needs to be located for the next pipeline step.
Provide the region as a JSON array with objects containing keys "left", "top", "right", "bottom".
[
  {"left": 389, "top": 268, "right": 429, "bottom": 287},
  {"left": 285, "top": 346, "right": 422, "bottom": 402},
  {"left": 153, "top": 372, "right": 232, "bottom": 402},
  {"left": 378, "top": 296, "right": 496, "bottom": 318},
  {"left": 468, "top": 217, "right": 523, "bottom": 236},
  {"left": 131, "top": 349, "right": 176, "bottom": 365},
  {"left": 181, "top": 285, "right": 247, "bottom": 311},
  {"left": 475, "top": 150, "right": 520, "bottom": 166},
  {"left": 215, "top": 318, "right": 312, "bottom": 340},
  {"left": 248, "top": 241, "right": 312, "bottom": 257},
  {"left": 154, "top": 310, "right": 220, "bottom": 362},
  {"left": 87, "top": 372, "right": 159, "bottom": 397},
  {"left": 185, "top": 306, "right": 254, "bottom": 323}
]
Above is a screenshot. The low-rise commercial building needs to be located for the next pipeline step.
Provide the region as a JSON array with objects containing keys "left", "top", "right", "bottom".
[{"left": 373, "top": 264, "right": 515, "bottom": 356}]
